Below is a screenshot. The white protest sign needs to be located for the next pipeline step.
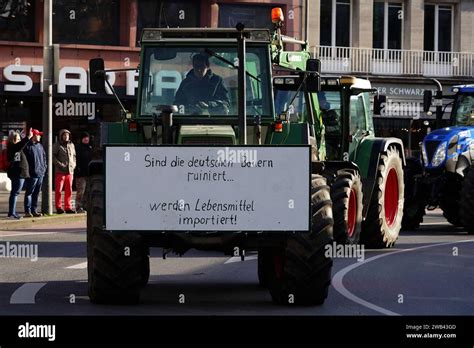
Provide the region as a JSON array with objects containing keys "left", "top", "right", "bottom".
[{"left": 105, "top": 146, "right": 310, "bottom": 231}]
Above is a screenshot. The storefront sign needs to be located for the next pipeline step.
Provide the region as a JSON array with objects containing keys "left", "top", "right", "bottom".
[
  {"left": 372, "top": 83, "right": 451, "bottom": 99},
  {"left": 2, "top": 64, "right": 138, "bottom": 96}
]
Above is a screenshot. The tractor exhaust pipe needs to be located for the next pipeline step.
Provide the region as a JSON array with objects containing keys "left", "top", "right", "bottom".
[{"left": 236, "top": 23, "right": 247, "bottom": 145}]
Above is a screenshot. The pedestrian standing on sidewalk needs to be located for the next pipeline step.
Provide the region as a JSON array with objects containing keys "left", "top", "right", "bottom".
[
  {"left": 6, "top": 128, "right": 33, "bottom": 219},
  {"left": 52, "top": 129, "right": 76, "bottom": 214},
  {"left": 23, "top": 129, "right": 47, "bottom": 217},
  {"left": 74, "top": 131, "right": 92, "bottom": 213}
]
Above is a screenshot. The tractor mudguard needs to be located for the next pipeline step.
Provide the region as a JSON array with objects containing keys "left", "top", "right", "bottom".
[
  {"left": 321, "top": 160, "right": 360, "bottom": 180},
  {"left": 354, "top": 137, "right": 405, "bottom": 218},
  {"left": 446, "top": 152, "right": 472, "bottom": 176}
]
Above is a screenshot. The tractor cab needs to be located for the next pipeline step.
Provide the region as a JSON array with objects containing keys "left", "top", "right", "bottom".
[
  {"left": 136, "top": 28, "right": 276, "bottom": 145},
  {"left": 273, "top": 75, "right": 376, "bottom": 161},
  {"left": 451, "top": 85, "right": 474, "bottom": 127},
  {"left": 421, "top": 85, "right": 474, "bottom": 170}
]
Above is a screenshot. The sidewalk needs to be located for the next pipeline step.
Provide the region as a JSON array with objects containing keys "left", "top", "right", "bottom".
[{"left": 0, "top": 191, "right": 86, "bottom": 230}]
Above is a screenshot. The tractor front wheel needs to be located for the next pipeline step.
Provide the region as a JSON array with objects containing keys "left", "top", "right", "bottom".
[
  {"left": 331, "top": 170, "right": 363, "bottom": 244},
  {"left": 87, "top": 175, "right": 148, "bottom": 304},
  {"left": 361, "top": 147, "right": 404, "bottom": 248},
  {"left": 401, "top": 158, "right": 425, "bottom": 230},
  {"left": 460, "top": 166, "right": 474, "bottom": 234},
  {"left": 267, "top": 174, "right": 333, "bottom": 305},
  {"left": 439, "top": 174, "right": 462, "bottom": 226}
]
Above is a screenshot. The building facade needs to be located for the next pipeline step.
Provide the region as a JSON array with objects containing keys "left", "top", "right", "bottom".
[
  {"left": 307, "top": 0, "right": 474, "bottom": 155},
  {"left": 0, "top": 0, "right": 304, "bottom": 143},
  {"left": 0, "top": 0, "right": 473, "bottom": 156}
]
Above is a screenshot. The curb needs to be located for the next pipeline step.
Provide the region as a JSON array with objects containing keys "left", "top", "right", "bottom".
[{"left": 0, "top": 213, "right": 86, "bottom": 230}]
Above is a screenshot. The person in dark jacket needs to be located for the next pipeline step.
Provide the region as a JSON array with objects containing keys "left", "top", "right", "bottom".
[
  {"left": 6, "top": 128, "right": 33, "bottom": 219},
  {"left": 174, "top": 53, "right": 230, "bottom": 115},
  {"left": 23, "top": 129, "right": 47, "bottom": 217},
  {"left": 74, "top": 131, "right": 92, "bottom": 213}
]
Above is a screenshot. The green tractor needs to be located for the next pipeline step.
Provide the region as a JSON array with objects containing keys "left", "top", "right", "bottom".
[
  {"left": 87, "top": 21, "right": 332, "bottom": 306},
  {"left": 273, "top": 74, "right": 405, "bottom": 247}
]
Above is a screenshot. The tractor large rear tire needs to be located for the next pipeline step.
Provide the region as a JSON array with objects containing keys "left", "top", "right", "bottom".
[
  {"left": 87, "top": 175, "right": 148, "bottom": 304},
  {"left": 460, "top": 166, "right": 474, "bottom": 235},
  {"left": 331, "top": 170, "right": 363, "bottom": 244},
  {"left": 439, "top": 174, "right": 462, "bottom": 226},
  {"left": 401, "top": 158, "right": 425, "bottom": 230},
  {"left": 267, "top": 174, "right": 333, "bottom": 305},
  {"left": 361, "top": 147, "right": 404, "bottom": 248}
]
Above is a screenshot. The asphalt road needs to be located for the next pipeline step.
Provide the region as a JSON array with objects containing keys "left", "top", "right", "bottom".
[{"left": 0, "top": 209, "right": 473, "bottom": 316}]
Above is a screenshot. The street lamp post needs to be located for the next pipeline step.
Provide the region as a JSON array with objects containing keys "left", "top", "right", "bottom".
[{"left": 41, "top": 0, "right": 53, "bottom": 215}]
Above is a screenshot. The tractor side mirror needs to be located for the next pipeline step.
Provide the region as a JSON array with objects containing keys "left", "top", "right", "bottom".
[
  {"left": 306, "top": 58, "right": 320, "bottom": 73},
  {"left": 373, "top": 94, "right": 386, "bottom": 116},
  {"left": 89, "top": 58, "right": 106, "bottom": 93},
  {"left": 305, "top": 59, "right": 321, "bottom": 93},
  {"left": 423, "top": 90, "right": 432, "bottom": 113}
]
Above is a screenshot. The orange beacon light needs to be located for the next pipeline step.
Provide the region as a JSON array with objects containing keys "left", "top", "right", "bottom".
[{"left": 271, "top": 7, "right": 284, "bottom": 24}]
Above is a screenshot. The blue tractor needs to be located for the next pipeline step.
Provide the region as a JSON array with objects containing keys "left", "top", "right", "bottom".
[{"left": 403, "top": 85, "right": 474, "bottom": 232}]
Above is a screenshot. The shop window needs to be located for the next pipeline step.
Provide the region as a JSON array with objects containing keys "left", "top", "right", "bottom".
[
  {"left": 0, "top": 0, "right": 35, "bottom": 42},
  {"left": 320, "top": 0, "right": 351, "bottom": 47},
  {"left": 137, "top": 1, "right": 199, "bottom": 44},
  {"left": 218, "top": 4, "right": 275, "bottom": 31},
  {"left": 53, "top": 0, "right": 120, "bottom": 45}
]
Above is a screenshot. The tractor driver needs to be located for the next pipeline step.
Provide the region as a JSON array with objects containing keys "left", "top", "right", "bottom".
[
  {"left": 174, "top": 53, "right": 231, "bottom": 115},
  {"left": 318, "top": 92, "right": 342, "bottom": 159}
]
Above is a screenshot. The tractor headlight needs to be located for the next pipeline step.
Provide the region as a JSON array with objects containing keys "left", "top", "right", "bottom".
[
  {"left": 422, "top": 144, "right": 429, "bottom": 165},
  {"left": 431, "top": 142, "right": 447, "bottom": 167}
]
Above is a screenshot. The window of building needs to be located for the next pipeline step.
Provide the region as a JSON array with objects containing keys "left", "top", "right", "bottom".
[
  {"left": 0, "top": 0, "right": 35, "bottom": 42},
  {"left": 53, "top": 0, "right": 120, "bottom": 46},
  {"left": 136, "top": 1, "right": 199, "bottom": 44},
  {"left": 424, "top": 4, "right": 452, "bottom": 52},
  {"left": 373, "top": 1, "right": 403, "bottom": 50},
  {"left": 320, "top": 0, "right": 351, "bottom": 47},
  {"left": 218, "top": 4, "right": 275, "bottom": 30}
]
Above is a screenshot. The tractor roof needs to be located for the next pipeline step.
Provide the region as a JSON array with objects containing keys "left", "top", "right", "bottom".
[
  {"left": 340, "top": 76, "right": 372, "bottom": 89},
  {"left": 140, "top": 28, "right": 271, "bottom": 44},
  {"left": 319, "top": 76, "right": 372, "bottom": 90},
  {"left": 452, "top": 85, "right": 474, "bottom": 93}
]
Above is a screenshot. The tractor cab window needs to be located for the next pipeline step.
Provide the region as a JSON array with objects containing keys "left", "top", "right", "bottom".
[
  {"left": 274, "top": 89, "right": 306, "bottom": 122},
  {"left": 349, "top": 93, "right": 368, "bottom": 135},
  {"left": 139, "top": 46, "right": 272, "bottom": 119},
  {"left": 317, "top": 91, "right": 342, "bottom": 158},
  {"left": 454, "top": 94, "right": 474, "bottom": 126}
]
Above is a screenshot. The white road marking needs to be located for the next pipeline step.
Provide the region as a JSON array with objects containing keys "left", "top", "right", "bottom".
[
  {"left": 10, "top": 282, "right": 47, "bottom": 304},
  {"left": 0, "top": 232, "right": 57, "bottom": 238},
  {"left": 225, "top": 255, "right": 258, "bottom": 264},
  {"left": 332, "top": 240, "right": 474, "bottom": 316},
  {"left": 65, "top": 261, "right": 87, "bottom": 269},
  {"left": 420, "top": 222, "right": 452, "bottom": 226}
]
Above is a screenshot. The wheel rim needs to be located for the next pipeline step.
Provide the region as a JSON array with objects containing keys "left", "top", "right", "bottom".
[
  {"left": 347, "top": 188, "right": 357, "bottom": 237},
  {"left": 384, "top": 168, "right": 399, "bottom": 227}
]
